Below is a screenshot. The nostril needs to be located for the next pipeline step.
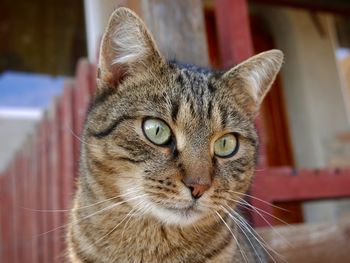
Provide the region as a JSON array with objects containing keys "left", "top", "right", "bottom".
[
  {"left": 189, "top": 184, "right": 209, "bottom": 200},
  {"left": 188, "top": 186, "right": 201, "bottom": 200},
  {"left": 181, "top": 180, "right": 210, "bottom": 200}
]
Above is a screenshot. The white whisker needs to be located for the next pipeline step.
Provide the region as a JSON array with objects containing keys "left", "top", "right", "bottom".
[
  {"left": 220, "top": 205, "right": 264, "bottom": 263},
  {"left": 214, "top": 210, "right": 249, "bottom": 263}
]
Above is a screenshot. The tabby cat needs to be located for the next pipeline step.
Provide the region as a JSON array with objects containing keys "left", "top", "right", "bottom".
[{"left": 67, "top": 7, "right": 283, "bottom": 263}]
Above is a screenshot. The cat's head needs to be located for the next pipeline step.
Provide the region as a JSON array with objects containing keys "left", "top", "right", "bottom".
[{"left": 83, "top": 8, "right": 283, "bottom": 226}]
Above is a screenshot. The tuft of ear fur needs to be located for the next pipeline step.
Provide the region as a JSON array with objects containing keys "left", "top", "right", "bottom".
[
  {"left": 221, "top": 49, "right": 284, "bottom": 115},
  {"left": 98, "top": 7, "right": 163, "bottom": 89}
]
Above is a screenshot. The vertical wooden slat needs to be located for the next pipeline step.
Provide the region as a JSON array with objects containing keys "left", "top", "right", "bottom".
[
  {"left": 38, "top": 118, "right": 49, "bottom": 263},
  {"left": 74, "top": 59, "right": 92, "bottom": 137},
  {"left": 141, "top": 0, "right": 209, "bottom": 66},
  {"left": 10, "top": 156, "right": 19, "bottom": 263},
  {"left": 29, "top": 133, "right": 39, "bottom": 263},
  {"left": 49, "top": 98, "right": 63, "bottom": 262},
  {"left": 17, "top": 148, "right": 27, "bottom": 262},
  {"left": 23, "top": 146, "right": 31, "bottom": 262},
  {"left": 214, "top": 0, "right": 253, "bottom": 67},
  {"left": 0, "top": 173, "right": 6, "bottom": 262},
  {"left": 61, "top": 80, "right": 76, "bottom": 209},
  {"left": 122, "top": 0, "right": 209, "bottom": 66},
  {"left": 1, "top": 168, "right": 11, "bottom": 262},
  {"left": 59, "top": 80, "right": 76, "bottom": 261}
]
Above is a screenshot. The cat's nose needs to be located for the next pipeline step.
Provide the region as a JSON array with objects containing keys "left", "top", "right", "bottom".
[{"left": 185, "top": 183, "right": 210, "bottom": 200}]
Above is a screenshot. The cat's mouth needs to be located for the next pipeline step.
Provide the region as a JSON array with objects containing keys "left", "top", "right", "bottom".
[{"left": 162, "top": 203, "right": 202, "bottom": 216}]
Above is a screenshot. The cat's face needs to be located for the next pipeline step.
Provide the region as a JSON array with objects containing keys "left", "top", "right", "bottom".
[{"left": 82, "top": 8, "right": 283, "bottom": 226}]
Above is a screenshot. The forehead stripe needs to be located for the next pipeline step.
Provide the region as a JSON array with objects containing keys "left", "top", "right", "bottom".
[{"left": 90, "top": 115, "right": 134, "bottom": 138}]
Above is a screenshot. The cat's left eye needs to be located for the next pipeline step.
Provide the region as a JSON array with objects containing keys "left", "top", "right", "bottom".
[
  {"left": 214, "top": 134, "right": 239, "bottom": 158},
  {"left": 142, "top": 118, "right": 172, "bottom": 146}
]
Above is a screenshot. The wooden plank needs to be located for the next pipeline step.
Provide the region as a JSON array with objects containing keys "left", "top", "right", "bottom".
[
  {"left": 121, "top": 0, "right": 209, "bottom": 66},
  {"left": 48, "top": 97, "right": 65, "bottom": 262},
  {"left": 10, "top": 156, "right": 19, "bottom": 263},
  {"left": 214, "top": 0, "right": 253, "bottom": 67},
  {"left": 29, "top": 132, "right": 40, "bottom": 263},
  {"left": 61, "top": 80, "right": 76, "bottom": 209},
  {"left": 74, "top": 58, "right": 92, "bottom": 137},
  {"left": 38, "top": 118, "right": 49, "bottom": 263},
  {"left": 251, "top": 167, "right": 350, "bottom": 226},
  {"left": 58, "top": 80, "right": 77, "bottom": 261},
  {"left": 18, "top": 147, "right": 28, "bottom": 262},
  {"left": 0, "top": 170, "right": 5, "bottom": 262},
  {"left": 253, "top": 168, "right": 350, "bottom": 202},
  {"left": 257, "top": 217, "right": 350, "bottom": 263},
  {"left": 1, "top": 168, "right": 11, "bottom": 262}
]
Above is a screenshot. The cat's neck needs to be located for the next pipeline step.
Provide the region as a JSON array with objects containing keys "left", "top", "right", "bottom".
[{"left": 69, "top": 194, "right": 238, "bottom": 262}]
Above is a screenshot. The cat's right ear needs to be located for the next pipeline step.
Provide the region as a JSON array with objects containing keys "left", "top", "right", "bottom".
[{"left": 97, "top": 7, "right": 164, "bottom": 90}]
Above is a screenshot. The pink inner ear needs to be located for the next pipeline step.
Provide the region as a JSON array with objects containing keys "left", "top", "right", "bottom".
[{"left": 102, "top": 64, "right": 129, "bottom": 87}]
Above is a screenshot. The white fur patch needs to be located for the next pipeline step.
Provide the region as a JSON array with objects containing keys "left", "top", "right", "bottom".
[
  {"left": 244, "top": 50, "right": 283, "bottom": 102},
  {"left": 111, "top": 19, "right": 150, "bottom": 65}
]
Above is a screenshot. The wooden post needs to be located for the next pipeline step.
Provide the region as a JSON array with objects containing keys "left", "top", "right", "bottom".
[
  {"left": 121, "top": 0, "right": 209, "bottom": 66},
  {"left": 49, "top": 98, "right": 63, "bottom": 262},
  {"left": 61, "top": 80, "right": 76, "bottom": 209},
  {"left": 30, "top": 133, "right": 40, "bottom": 263},
  {"left": 214, "top": 0, "right": 253, "bottom": 67}
]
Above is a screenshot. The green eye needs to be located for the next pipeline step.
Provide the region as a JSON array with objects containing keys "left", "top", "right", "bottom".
[
  {"left": 142, "top": 118, "right": 172, "bottom": 145},
  {"left": 214, "top": 134, "right": 239, "bottom": 158}
]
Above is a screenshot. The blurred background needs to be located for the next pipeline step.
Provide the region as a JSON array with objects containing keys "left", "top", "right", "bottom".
[{"left": 1, "top": 0, "right": 350, "bottom": 262}]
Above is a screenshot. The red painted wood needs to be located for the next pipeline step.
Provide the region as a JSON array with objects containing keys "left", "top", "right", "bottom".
[
  {"left": 61, "top": 80, "right": 76, "bottom": 209},
  {"left": 1, "top": 168, "right": 11, "bottom": 262},
  {"left": 49, "top": 98, "right": 63, "bottom": 262},
  {"left": 74, "top": 59, "right": 92, "bottom": 137},
  {"left": 251, "top": 167, "right": 350, "bottom": 226},
  {"left": 29, "top": 134, "right": 40, "bottom": 263},
  {"left": 254, "top": 168, "right": 350, "bottom": 202},
  {"left": 17, "top": 149, "right": 26, "bottom": 262},
  {"left": 10, "top": 156, "right": 19, "bottom": 263},
  {"left": 38, "top": 119, "right": 49, "bottom": 263},
  {"left": 23, "top": 143, "right": 33, "bottom": 263},
  {"left": 214, "top": 0, "right": 254, "bottom": 67},
  {"left": 0, "top": 171, "right": 5, "bottom": 262}
]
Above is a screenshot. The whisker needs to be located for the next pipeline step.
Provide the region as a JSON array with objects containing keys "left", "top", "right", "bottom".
[
  {"left": 231, "top": 208, "right": 288, "bottom": 263},
  {"left": 120, "top": 201, "right": 147, "bottom": 239},
  {"left": 224, "top": 189, "right": 289, "bottom": 212},
  {"left": 66, "top": 125, "right": 100, "bottom": 148},
  {"left": 214, "top": 210, "right": 249, "bottom": 263},
  {"left": 237, "top": 198, "right": 291, "bottom": 227},
  {"left": 91, "top": 201, "right": 145, "bottom": 250},
  {"left": 22, "top": 187, "right": 142, "bottom": 213},
  {"left": 234, "top": 198, "right": 293, "bottom": 248},
  {"left": 224, "top": 205, "right": 286, "bottom": 263},
  {"left": 35, "top": 194, "right": 147, "bottom": 238},
  {"left": 220, "top": 205, "right": 264, "bottom": 263}
]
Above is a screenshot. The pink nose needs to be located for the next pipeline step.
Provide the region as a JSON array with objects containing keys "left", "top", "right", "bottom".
[{"left": 186, "top": 183, "right": 210, "bottom": 199}]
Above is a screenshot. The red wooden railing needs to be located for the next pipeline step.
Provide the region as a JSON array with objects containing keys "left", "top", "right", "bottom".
[{"left": 0, "top": 59, "right": 95, "bottom": 263}]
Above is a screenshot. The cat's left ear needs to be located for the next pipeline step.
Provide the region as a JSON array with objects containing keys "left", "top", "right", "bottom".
[
  {"left": 220, "top": 49, "right": 284, "bottom": 116},
  {"left": 97, "top": 7, "right": 164, "bottom": 91}
]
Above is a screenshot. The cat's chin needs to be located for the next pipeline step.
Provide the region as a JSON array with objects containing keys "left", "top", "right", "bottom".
[{"left": 148, "top": 203, "right": 206, "bottom": 226}]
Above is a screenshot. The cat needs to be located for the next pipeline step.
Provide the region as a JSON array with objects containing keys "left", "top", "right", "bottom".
[{"left": 67, "top": 7, "right": 283, "bottom": 263}]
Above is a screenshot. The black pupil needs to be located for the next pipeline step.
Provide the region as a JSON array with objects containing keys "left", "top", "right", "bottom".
[
  {"left": 155, "top": 126, "right": 160, "bottom": 136},
  {"left": 223, "top": 138, "right": 226, "bottom": 148}
]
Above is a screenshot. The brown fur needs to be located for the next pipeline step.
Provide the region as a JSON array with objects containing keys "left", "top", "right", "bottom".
[{"left": 67, "top": 8, "right": 283, "bottom": 263}]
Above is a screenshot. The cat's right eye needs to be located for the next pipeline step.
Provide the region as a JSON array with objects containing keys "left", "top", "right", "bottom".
[{"left": 142, "top": 118, "right": 172, "bottom": 146}]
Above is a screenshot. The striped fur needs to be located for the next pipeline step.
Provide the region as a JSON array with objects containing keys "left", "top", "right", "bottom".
[{"left": 67, "top": 8, "right": 283, "bottom": 263}]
